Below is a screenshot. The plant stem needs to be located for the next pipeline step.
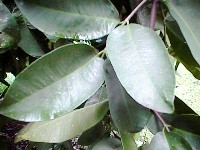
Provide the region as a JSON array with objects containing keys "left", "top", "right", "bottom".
[
  {"left": 150, "top": 0, "right": 158, "bottom": 29},
  {"left": 153, "top": 110, "right": 170, "bottom": 132},
  {"left": 122, "top": 0, "right": 147, "bottom": 25}
]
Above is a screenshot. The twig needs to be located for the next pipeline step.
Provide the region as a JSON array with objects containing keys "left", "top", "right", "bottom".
[
  {"left": 150, "top": 0, "right": 158, "bottom": 29},
  {"left": 153, "top": 111, "right": 170, "bottom": 132},
  {"left": 122, "top": 0, "right": 148, "bottom": 25}
]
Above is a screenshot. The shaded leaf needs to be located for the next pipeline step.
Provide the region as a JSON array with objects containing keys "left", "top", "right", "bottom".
[
  {"left": 166, "top": 16, "right": 199, "bottom": 67},
  {"left": 0, "top": 44, "right": 105, "bottom": 121},
  {"left": 120, "top": 130, "right": 137, "bottom": 150},
  {"left": 104, "top": 59, "right": 150, "bottom": 133},
  {"left": 163, "top": 0, "right": 200, "bottom": 65},
  {"left": 84, "top": 85, "right": 108, "bottom": 107},
  {"left": 164, "top": 131, "right": 192, "bottom": 150},
  {"left": 171, "top": 128, "right": 200, "bottom": 150},
  {"left": 15, "top": 0, "right": 120, "bottom": 40},
  {"left": 146, "top": 132, "right": 169, "bottom": 150},
  {"left": 106, "top": 24, "right": 175, "bottom": 113},
  {"left": 15, "top": 101, "right": 108, "bottom": 143},
  {"left": 91, "top": 137, "right": 122, "bottom": 150},
  {"left": 78, "top": 122, "right": 107, "bottom": 146},
  {"left": 18, "top": 21, "right": 45, "bottom": 57},
  {"left": 172, "top": 115, "right": 200, "bottom": 135},
  {"left": 137, "top": 1, "right": 164, "bottom": 30},
  {"left": 0, "top": 1, "right": 20, "bottom": 53}
]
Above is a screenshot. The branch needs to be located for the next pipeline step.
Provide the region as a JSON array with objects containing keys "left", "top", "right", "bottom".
[
  {"left": 150, "top": 0, "right": 158, "bottom": 29},
  {"left": 153, "top": 110, "right": 170, "bottom": 132},
  {"left": 122, "top": 0, "right": 147, "bottom": 25}
]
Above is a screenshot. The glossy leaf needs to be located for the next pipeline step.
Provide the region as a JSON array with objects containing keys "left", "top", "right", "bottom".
[
  {"left": 0, "top": 44, "right": 104, "bottom": 121},
  {"left": 15, "top": 0, "right": 120, "bottom": 40},
  {"left": 120, "top": 130, "right": 137, "bottom": 150},
  {"left": 163, "top": 0, "right": 200, "bottom": 65},
  {"left": 15, "top": 101, "right": 109, "bottom": 143},
  {"left": 18, "top": 21, "right": 45, "bottom": 57},
  {"left": 91, "top": 137, "right": 122, "bottom": 150},
  {"left": 0, "top": 1, "right": 20, "bottom": 53},
  {"left": 106, "top": 24, "right": 175, "bottom": 113},
  {"left": 104, "top": 59, "right": 150, "bottom": 133}
]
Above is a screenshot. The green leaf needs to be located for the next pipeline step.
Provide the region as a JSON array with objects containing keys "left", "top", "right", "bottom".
[
  {"left": 120, "top": 130, "right": 138, "bottom": 150},
  {"left": 15, "top": 0, "right": 120, "bottom": 40},
  {"left": 165, "top": 16, "right": 199, "bottom": 67},
  {"left": 104, "top": 59, "right": 150, "bottom": 132},
  {"left": 0, "top": 1, "right": 20, "bottom": 53},
  {"left": 15, "top": 101, "right": 108, "bottom": 143},
  {"left": 18, "top": 21, "right": 45, "bottom": 57},
  {"left": 163, "top": 0, "right": 200, "bottom": 65},
  {"left": 91, "top": 137, "right": 122, "bottom": 150},
  {"left": 164, "top": 131, "right": 192, "bottom": 150},
  {"left": 147, "top": 132, "right": 169, "bottom": 150},
  {"left": 78, "top": 122, "right": 107, "bottom": 146},
  {"left": 0, "top": 44, "right": 104, "bottom": 121},
  {"left": 171, "top": 128, "right": 200, "bottom": 150},
  {"left": 106, "top": 24, "right": 175, "bottom": 113}
]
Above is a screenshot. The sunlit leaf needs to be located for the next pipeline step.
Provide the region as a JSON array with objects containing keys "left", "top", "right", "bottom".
[
  {"left": 104, "top": 59, "right": 150, "bottom": 132},
  {"left": 15, "top": 101, "right": 108, "bottom": 143},
  {"left": 0, "top": 44, "right": 104, "bottom": 121},
  {"left": 106, "top": 24, "right": 175, "bottom": 113},
  {"left": 0, "top": 1, "right": 20, "bottom": 53},
  {"left": 163, "top": 0, "right": 200, "bottom": 65},
  {"left": 15, "top": 0, "right": 120, "bottom": 40}
]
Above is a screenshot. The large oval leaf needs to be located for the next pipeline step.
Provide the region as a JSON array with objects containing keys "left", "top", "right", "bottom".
[
  {"left": 15, "top": 101, "right": 108, "bottom": 143},
  {"left": 106, "top": 24, "right": 175, "bottom": 113},
  {"left": 0, "top": 1, "right": 20, "bottom": 53},
  {"left": 163, "top": 0, "right": 200, "bottom": 65},
  {"left": 104, "top": 59, "right": 150, "bottom": 133},
  {"left": 15, "top": 0, "right": 120, "bottom": 40},
  {"left": 0, "top": 44, "right": 104, "bottom": 121}
]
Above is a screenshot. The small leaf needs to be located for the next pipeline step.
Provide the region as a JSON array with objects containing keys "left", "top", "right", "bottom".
[
  {"left": 18, "top": 21, "right": 45, "bottom": 57},
  {"left": 15, "top": 101, "right": 109, "bottom": 143},
  {"left": 0, "top": 1, "right": 20, "bottom": 53},
  {"left": 163, "top": 0, "right": 200, "bottom": 65},
  {"left": 0, "top": 44, "right": 104, "bottom": 121},
  {"left": 15, "top": 0, "right": 120, "bottom": 40},
  {"left": 106, "top": 24, "right": 175, "bottom": 113},
  {"left": 119, "top": 130, "right": 137, "bottom": 150},
  {"left": 104, "top": 59, "right": 150, "bottom": 133}
]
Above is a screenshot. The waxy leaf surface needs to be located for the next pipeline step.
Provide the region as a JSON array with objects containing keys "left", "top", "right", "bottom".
[
  {"left": 106, "top": 24, "right": 175, "bottom": 113},
  {"left": 15, "top": 0, "right": 120, "bottom": 40},
  {"left": 0, "top": 44, "right": 104, "bottom": 121}
]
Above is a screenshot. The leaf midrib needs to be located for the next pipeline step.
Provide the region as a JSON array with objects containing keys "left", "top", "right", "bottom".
[{"left": 7, "top": 55, "right": 101, "bottom": 107}]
